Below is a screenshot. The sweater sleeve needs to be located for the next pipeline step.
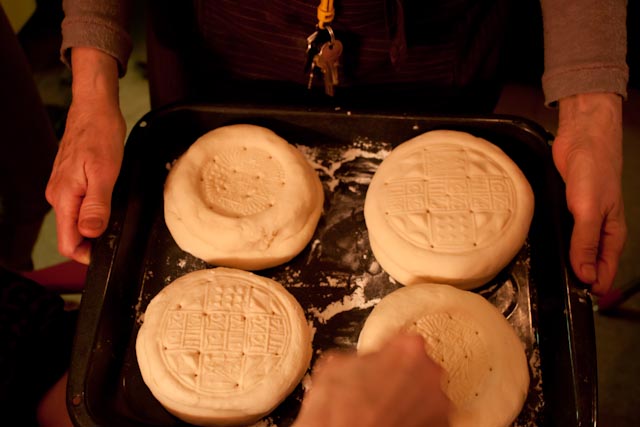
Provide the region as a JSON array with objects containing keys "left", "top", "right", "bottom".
[
  {"left": 60, "top": 0, "right": 133, "bottom": 76},
  {"left": 540, "top": 0, "right": 628, "bottom": 106}
]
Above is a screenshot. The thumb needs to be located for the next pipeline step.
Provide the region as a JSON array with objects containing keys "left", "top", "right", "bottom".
[
  {"left": 78, "top": 177, "right": 113, "bottom": 238},
  {"left": 569, "top": 211, "right": 602, "bottom": 285}
]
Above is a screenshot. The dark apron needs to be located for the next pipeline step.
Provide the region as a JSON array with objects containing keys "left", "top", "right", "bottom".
[{"left": 147, "top": 0, "right": 513, "bottom": 113}]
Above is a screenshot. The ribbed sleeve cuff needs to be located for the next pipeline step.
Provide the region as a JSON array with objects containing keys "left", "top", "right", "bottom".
[
  {"left": 542, "top": 63, "right": 629, "bottom": 107},
  {"left": 60, "top": 16, "right": 133, "bottom": 77}
]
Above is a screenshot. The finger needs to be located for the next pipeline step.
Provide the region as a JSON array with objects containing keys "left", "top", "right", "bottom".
[
  {"left": 78, "top": 168, "right": 115, "bottom": 238},
  {"left": 591, "top": 218, "right": 627, "bottom": 296},
  {"left": 384, "top": 334, "right": 452, "bottom": 426},
  {"left": 569, "top": 210, "right": 602, "bottom": 285},
  {"left": 381, "top": 333, "right": 428, "bottom": 363},
  {"left": 386, "top": 333, "right": 427, "bottom": 353},
  {"left": 388, "top": 334, "right": 447, "bottom": 385},
  {"left": 71, "top": 239, "right": 92, "bottom": 265},
  {"left": 54, "top": 193, "right": 87, "bottom": 262},
  {"left": 45, "top": 174, "right": 58, "bottom": 206},
  {"left": 312, "top": 348, "right": 353, "bottom": 375}
]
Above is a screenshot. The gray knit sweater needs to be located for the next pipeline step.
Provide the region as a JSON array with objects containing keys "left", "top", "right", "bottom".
[{"left": 60, "top": 0, "right": 628, "bottom": 106}]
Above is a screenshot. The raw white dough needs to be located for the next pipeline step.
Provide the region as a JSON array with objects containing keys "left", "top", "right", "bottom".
[
  {"left": 136, "top": 268, "right": 312, "bottom": 426},
  {"left": 357, "top": 284, "right": 529, "bottom": 427},
  {"left": 164, "top": 124, "right": 324, "bottom": 270},
  {"left": 364, "top": 130, "right": 534, "bottom": 289}
]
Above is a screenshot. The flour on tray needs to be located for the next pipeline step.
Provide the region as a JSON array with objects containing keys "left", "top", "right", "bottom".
[
  {"left": 308, "top": 275, "right": 380, "bottom": 324},
  {"left": 296, "top": 138, "right": 390, "bottom": 192},
  {"left": 248, "top": 417, "right": 277, "bottom": 427}
]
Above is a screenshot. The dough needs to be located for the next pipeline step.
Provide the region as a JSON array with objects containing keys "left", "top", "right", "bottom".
[
  {"left": 357, "top": 284, "right": 529, "bottom": 427},
  {"left": 164, "top": 124, "right": 324, "bottom": 270},
  {"left": 364, "top": 130, "right": 534, "bottom": 289},
  {"left": 136, "top": 268, "right": 312, "bottom": 426}
]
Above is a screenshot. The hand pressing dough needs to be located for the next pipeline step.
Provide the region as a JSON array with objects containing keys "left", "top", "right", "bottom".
[
  {"left": 164, "top": 124, "right": 324, "bottom": 270},
  {"left": 364, "top": 130, "right": 534, "bottom": 289},
  {"left": 357, "top": 284, "right": 529, "bottom": 427},
  {"left": 136, "top": 268, "right": 312, "bottom": 426}
]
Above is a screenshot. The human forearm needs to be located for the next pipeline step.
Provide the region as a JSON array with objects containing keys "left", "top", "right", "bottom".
[
  {"left": 555, "top": 93, "right": 623, "bottom": 176},
  {"left": 539, "top": 0, "right": 628, "bottom": 295},
  {"left": 61, "top": 0, "right": 133, "bottom": 75},
  {"left": 540, "top": 0, "right": 628, "bottom": 106},
  {"left": 46, "top": 47, "right": 126, "bottom": 263},
  {"left": 552, "top": 92, "right": 626, "bottom": 294},
  {"left": 70, "top": 47, "right": 120, "bottom": 105}
]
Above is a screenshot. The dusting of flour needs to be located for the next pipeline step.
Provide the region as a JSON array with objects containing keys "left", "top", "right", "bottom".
[
  {"left": 248, "top": 418, "right": 277, "bottom": 427},
  {"left": 296, "top": 140, "right": 389, "bottom": 192},
  {"left": 308, "top": 276, "right": 380, "bottom": 324}
]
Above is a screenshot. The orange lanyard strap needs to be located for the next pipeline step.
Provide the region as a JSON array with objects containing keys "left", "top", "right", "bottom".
[{"left": 317, "top": 0, "right": 335, "bottom": 29}]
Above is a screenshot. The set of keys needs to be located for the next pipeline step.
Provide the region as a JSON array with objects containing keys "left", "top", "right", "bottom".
[{"left": 305, "top": 0, "right": 342, "bottom": 96}]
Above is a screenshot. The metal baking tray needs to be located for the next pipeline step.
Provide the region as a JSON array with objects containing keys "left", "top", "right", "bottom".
[{"left": 67, "top": 104, "right": 597, "bottom": 427}]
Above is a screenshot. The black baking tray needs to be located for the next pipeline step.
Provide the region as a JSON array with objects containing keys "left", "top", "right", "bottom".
[{"left": 67, "top": 104, "right": 597, "bottom": 427}]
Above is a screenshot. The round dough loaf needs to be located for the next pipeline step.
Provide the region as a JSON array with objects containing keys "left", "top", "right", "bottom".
[
  {"left": 136, "top": 268, "right": 312, "bottom": 426},
  {"left": 364, "top": 130, "right": 534, "bottom": 289},
  {"left": 357, "top": 284, "right": 529, "bottom": 427},
  {"left": 164, "top": 124, "right": 324, "bottom": 270}
]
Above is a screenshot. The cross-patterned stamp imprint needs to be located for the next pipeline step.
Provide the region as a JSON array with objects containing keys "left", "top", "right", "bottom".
[
  {"left": 384, "top": 146, "right": 516, "bottom": 252},
  {"left": 160, "top": 276, "right": 290, "bottom": 395}
]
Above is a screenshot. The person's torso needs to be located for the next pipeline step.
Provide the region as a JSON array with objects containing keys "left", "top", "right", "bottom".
[{"left": 190, "top": 0, "right": 509, "bottom": 90}]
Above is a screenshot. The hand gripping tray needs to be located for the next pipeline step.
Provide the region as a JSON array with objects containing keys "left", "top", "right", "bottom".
[{"left": 67, "top": 104, "right": 597, "bottom": 427}]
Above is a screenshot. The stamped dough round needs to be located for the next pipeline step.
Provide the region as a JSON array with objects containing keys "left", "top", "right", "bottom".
[
  {"left": 136, "top": 268, "right": 312, "bottom": 426},
  {"left": 364, "top": 130, "right": 534, "bottom": 289},
  {"left": 357, "top": 284, "right": 529, "bottom": 427},
  {"left": 164, "top": 124, "right": 324, "bottom": 270}
]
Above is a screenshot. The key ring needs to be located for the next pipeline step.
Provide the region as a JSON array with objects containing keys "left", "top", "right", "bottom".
[
  {"left": 305, "top": 0, "right": 342, "bottom": 96},
  {"left": 306, "top": 23, "right": 335, "bottom": 55},
  {"left": 308, "top": 0, "right": 336, "bottom": 52},
  {"left": 324, "top": 24, "right": 336, "bottom": 44}
]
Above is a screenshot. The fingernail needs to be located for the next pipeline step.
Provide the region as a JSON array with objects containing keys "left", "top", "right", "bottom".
[
  {"left": 580, "top": 264, "right": 597, "bottom": 283},
  {"left": 80, "top": 217, "right": 104, "bottom": 230},
  {"left": 78, "top": 252, "right": 91, "bottom": 266}
]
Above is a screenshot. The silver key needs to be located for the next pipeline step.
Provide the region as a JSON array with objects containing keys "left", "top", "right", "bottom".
[
  {"left": 315, "top": 40, "right": 343, "bottom": 96},
  {"left": 307, "top": 59, "right": 318, "bottom": 90},
  {"left": 305, "top": 30, "right": 319, "bottom": 73}
]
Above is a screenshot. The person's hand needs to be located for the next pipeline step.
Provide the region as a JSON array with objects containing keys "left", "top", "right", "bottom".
[
  {"left": 46, "top": 47, "right": 125, "bottom": 264},
  {"left": 292, "top": 334, "right": 451, "bottom": 427},
  {"left": 552, "top": 92, "right": 626, "bottom": 295}
]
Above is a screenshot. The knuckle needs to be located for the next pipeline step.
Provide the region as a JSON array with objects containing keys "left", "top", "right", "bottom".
[
  {"left": 567, "top": 199, "right": 599, "bottom": 222},
  {"left": 82, "top": 198, "right": 109, "bottom": 212},
  {"left": 44, "top": 185, "right": 55, "bottom": 205},
  {"left": 573, "top": 242, "right": 599, "bottom": 261}
]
